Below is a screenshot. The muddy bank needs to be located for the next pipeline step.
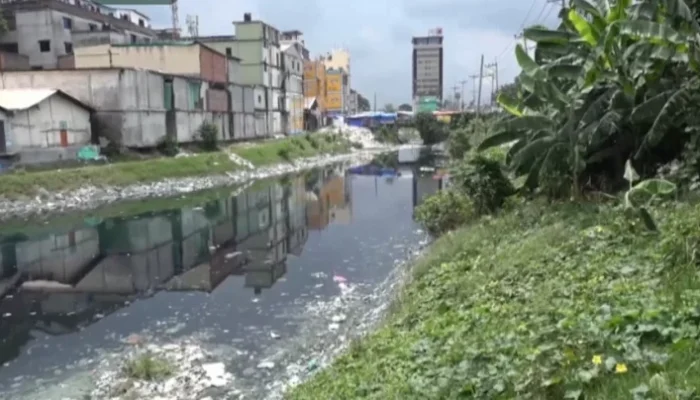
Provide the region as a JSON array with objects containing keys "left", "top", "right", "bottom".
[{"left": 0, "top": 147, "right": 400, "bottom": 221}]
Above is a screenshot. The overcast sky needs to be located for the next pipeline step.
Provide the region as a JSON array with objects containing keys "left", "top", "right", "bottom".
[{"left": 135, "top": 0, "right": 560, "bottom": 106}]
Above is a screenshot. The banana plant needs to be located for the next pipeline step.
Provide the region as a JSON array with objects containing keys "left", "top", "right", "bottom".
[{"left": 484, "top": 0, "right": 698, "bottom": 193}]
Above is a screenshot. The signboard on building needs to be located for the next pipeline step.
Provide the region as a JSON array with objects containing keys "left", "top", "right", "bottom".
[
  {"left": 416, "top": 97, "right": 439, "bottom": 113},
  {"left": 325, "top": 93, "right": 342, "bottom": 110},
  {"left": 326, "top": 75, "right": 342, "bottom": 92}
]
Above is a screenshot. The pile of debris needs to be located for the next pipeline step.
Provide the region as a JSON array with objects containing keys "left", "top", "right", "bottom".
[
  {"left": 318, "top": 122, "right": 384, "bottom": 149},
  {"left": 90, "top": 339, "right": 233, "bottom": 399}
]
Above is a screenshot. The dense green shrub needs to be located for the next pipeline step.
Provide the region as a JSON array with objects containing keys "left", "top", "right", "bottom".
[
  {"left": 414, "top": 112, "right": 448, "bottom": 145},
  {"left": 197, "top": 122, "right": 219, "bottom": 152},
  {"left": 451, "top": 154, "right": 514, "bottom": 214},
  {"left": 448, "top": 118, "right": 495, "bottom": 160},
  {"left": 375, "top": 125, "right": 401, "bottom": 144},
  {"left": 447, "top": 128, "right": 471, "bottom": 160},
  {"left": 414, "top": 190, "right": 474, "bottom": 236},
  {"left": 156, "top": 135, "right": 178, "bottom": 157}
]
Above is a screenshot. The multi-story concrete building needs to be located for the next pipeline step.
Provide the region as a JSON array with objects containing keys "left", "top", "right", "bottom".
[
  {"left": 229, "top": 13, "right": 284, "bottom": 135},
  {"left": 281, "top": 43, "right": 304, "bottom": 134},
  {"left": 412, "top": 28, "right": 444, "bottom": 109},
  {"left": 0, "top": 0, "right": 155, "bottom": 70},
  {"left": 323, "top": 49, "right": 351, "bottom": 115},
  {"left": 280, "top": 30, "right": 309, "bottom": 61},
  {"left": 198, "top": 14, "right": 286, "bottom": 135}
]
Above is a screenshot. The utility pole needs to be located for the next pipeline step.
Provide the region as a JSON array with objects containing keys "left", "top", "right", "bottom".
[
  {"left": 485, "top": 60, "right": 499, "bottom": 105},
  {"left": 373, "top": 92, "right": 377, "bottom": 112},
  {"left": 468, "top": 74, "right": 479, "bottom": 108},
  {"left": 477, "top": 54, "right": 484, "bottom": 115},
  {"left": 451, "top": 84, "right": 460, "bottom": 111},
  {"left": 458, "top": 79, "right": 467, "bottom": 110}
]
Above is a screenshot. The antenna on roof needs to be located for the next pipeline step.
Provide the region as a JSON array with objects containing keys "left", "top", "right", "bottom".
[
  {"left": 186, "top": 14, "right": 199, "bottom": 37},
  {"left": 171, "top": 0, "right": 180, "bottom": 39}
]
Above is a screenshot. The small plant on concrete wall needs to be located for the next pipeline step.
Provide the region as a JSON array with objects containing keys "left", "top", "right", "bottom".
[{"left": 198, "top": 122, "right": 219, "bottom": 152}]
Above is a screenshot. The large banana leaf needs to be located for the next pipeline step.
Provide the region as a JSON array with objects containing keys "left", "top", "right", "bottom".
[
  {"left": 568, "top": 9, "right": 601, "bottom": 46},
  {"left": 515, "top": 44, "right": 543, "bottom": 78},
  {"left": 619, "top": 20, "right": 686, "bottom": 44},
  {"left": 496, "top": 92, "right": 523, "bottom": 116},
  {"left": 636, "top": 78, "right": 699, "bottom": 157},
  {"left": 491, "top": 115, "right": 556, "bottom": 134},
  {"left": 523, "top": 27, "right": 578, "bottom": 44},
  {"left": 512, "top": 137, "right": 558, "bottom": 171},
  {"left": 629, "top": 89, "right": 675, "bottom": 123},
  {"left": 477, "top": 130, "right": 526, "bottom": 151}
]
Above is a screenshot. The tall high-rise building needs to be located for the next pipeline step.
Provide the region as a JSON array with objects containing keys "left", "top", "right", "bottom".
[{"left": 412, "top": 28, "right": 443, "bottom": 111}]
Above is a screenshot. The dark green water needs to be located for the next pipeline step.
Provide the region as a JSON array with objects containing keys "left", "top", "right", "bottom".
[{"left": 0, "top": 148, "right": 448, "bottom": 398}]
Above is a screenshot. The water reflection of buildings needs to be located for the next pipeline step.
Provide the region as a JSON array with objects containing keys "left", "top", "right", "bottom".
[
  {"left": 306, "top": 168, "right": 352, "bottom": 230},
  {"left": 0, "top": 172, "right": 331, "bottom": 364}
]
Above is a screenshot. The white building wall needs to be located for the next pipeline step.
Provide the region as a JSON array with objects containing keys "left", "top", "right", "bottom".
[
  {"left": 8, "top": 95, "right": 91, "bottom": 152},
  {"left": 0, "top": 69, "right": 165, "bottom": 147}
]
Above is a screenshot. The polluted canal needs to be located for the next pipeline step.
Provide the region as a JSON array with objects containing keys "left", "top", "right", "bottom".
[{"left": 0, "top": 149, "right": 448, "bottom": 399}]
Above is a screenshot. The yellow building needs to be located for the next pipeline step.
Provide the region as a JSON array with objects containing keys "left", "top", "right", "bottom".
[
  {"left": 323, "top": 49, "right": 350, "bottom": 115},
  {"left": 303, "top": 59, "right": 326, "bottom": 113},
  {"left": 324, "top": 67, "right": 347, "bottom": 116}
]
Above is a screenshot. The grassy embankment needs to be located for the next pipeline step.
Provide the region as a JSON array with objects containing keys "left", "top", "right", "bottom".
[
  {"left": 0, "top": 134, "right": 350, "bottom": 199},
  {"left": 289, "top": 198, "right": 700, "bottom": 399}
]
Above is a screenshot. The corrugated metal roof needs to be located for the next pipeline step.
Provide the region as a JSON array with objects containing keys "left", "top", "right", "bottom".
[
  {"left": 0, "top": 89, "right": 93, "bottom": 112},
  {"left": 0, "top": 89, "right": 59, "bottom": 111}
]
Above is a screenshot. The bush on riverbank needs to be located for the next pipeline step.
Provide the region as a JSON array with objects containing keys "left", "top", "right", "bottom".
[
  {"left": 413, "top": 190, "right": 474, "bottom": 236},
  {"left": 288, "top": 198, "right": 700, "bottom": 399},
  {"left": 0, "top": 134, "right": 350, "bottom": 198}
]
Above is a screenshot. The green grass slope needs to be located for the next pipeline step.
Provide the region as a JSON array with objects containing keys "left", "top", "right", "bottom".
[{"left": 289, "top": 200, "right": 700, "bottom": 399}]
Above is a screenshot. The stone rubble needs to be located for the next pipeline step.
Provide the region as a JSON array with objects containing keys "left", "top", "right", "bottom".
[{"left": 0, "top": 146, "right": 409, "bottom": 221}]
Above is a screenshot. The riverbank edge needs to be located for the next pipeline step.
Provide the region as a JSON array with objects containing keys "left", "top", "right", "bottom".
[
  {"left": 0, "top": 146, "right": 402, "bottom": 222},
  {"left": 287, "top": 198, "right": 700, "bottom": 399}
]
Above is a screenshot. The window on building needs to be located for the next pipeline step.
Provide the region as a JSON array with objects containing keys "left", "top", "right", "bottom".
[
  {"left": 3, "top": 13, "right": 16, "bottom": 31},
  {"left": 264, "top": 62, "right": 267, "bottom": 72},
  {"left": 225, "top": 47, "right": 231, "bottom": 57},
  {"left": 276, "top": 53, "right": 279, "bottom": 66},
  {"left": 38, "top": 40, "right": 50, "bottom": 52},
  {"left": 63, "top": 17, "right": 72, "bottom": 29},
  {"left": 0, "top": 43, "right": 18, "bottom": 53},
  {"left": 89, "top": 23, "right": 97, "bottom": 31},
  {"left": 31, "top": 66, "right": 43, "bottom": 70},
  {"left": 130, "top": 34, "right": 137, "bottom": 43},
  {"left": 188, "top": 81, "right": 203, "bottom": 109},
  {"left": 138, "top": 19, "right": 144, "bottom": 27},
  {"left": 258, "top": 95, "right": 262, "bottom": 103},
  {"left": 64, "top": 42, "right": 73, "bottom": 54}
]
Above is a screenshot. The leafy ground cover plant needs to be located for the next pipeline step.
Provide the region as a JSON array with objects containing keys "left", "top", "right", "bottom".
[{"left": 289, "top": 199, "right": 700, "bottom": 399}]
